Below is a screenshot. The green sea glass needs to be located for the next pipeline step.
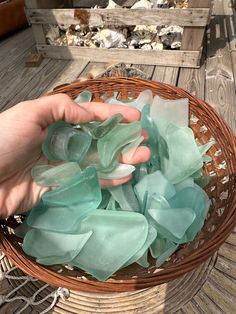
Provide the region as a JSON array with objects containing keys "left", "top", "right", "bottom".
[
  {"left": 98, "top": 164, "right": 135, "bottom": 180},
  {"left": 121, "top": 135, "right": 144, "bottom": 161},
  {"left": 109, "top": 182, "right": 140, "bottom": 212},
  {"left": 141, "top": 104, "right": 160, "bottom": 170},
  {"left": 42, "top": 121, "right": 92, "bottom": 162},
  {"left": 123, "top": 224, "right": 157, "bottom": 268},
  {"left": 31, "top": 162, "right": 81, "bottom": 187},
  {"left": 74, "top": 90, "right": 92, "bottom": 104},
  {"left": 23, "top": 229, "right": 92, "bottom": 265},
  {"left": 81, "top": 113, "right": 123, "bottom": 139},
  {"left": 42, "top": 167, "right": 101, "bottom": 208},
  {"left": 150, "top": 96, "right": 189, "bottom": 136},
  {"left": 162, "top": 124, "right": 203, "bottom": 184},
  {"left": 134, "top": 170, "right": 176, "bottom": 206},
  {"left": 106, "top": 196, "right": 117, "bottom": 211},
  {"left": 97, "top": 121, "right": 142, "bottom": 168},
  {"left": 72, "top": 210, "right": 148, "bottom": 281},
  {"left": 150, "top": 237, "right": 177, "bottom": 261},
  {"left": 27, "top": 201, "right": 96, "bottom": 233}
]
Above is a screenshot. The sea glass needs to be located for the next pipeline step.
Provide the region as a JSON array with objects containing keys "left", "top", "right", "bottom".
[
  {"left": 121, "top": 135, "right": 144, "bottom": 162},
  {"left": 14, "top": 220, "right": 30, "bottom": 238},
  {"left": 123, "top": 224, "right": 157, "bottom": 268},
  {"left": 99, "top": 189, "right": 111, "bottom": 209},
  {"left": 134, "top": 170, "right": 176, "bottom": 206},
  {"left": 97, "top": 121, "right": 142, "bottom": 168},
  {"left": 106, "top": 196, "right": 117, "bottom": 211},
  {"left": 162, "top": 124, "right": 203, "bottom": 184},
  {"left": 150, "top": 96, "right": 189, "bottom": 136},
  {"left": 81, "top": 113, "right": 123, "bottom": 139},
  {"left": 42, "top": 167, "right": 101, "bottom": 208},
  {"left": 109, "top": 182, "right": 140, "bottom": 212},
  {"left": 141, "top": 104, "right": 160, "bottom": 170},
  {"left": 74, "top": 90, "right": 92, "bottom": 104},
  {"left": 42, "top": 121, "right": 92, "bottom": 162},
  {"left": 150, "top": 237, "right": 179, "bottom": 267},
  {"left": 31, "top": 162, "right": 81, "bottom": 187},
  {"left": 98, "top": 164, "right": 136, "bottom": 180},
  {"left": 148, "top": 207, "right": 196, "bottom": 242},
  {"left": 72, "top": 210, "right": 148, "bottom": 281},
  {"left": 106, "top": 90, "right": 153, "bottom": 111},
  {"left": 27, "top": 201, "right": 96, "bottom": 233},
  {"left": 23, "top": 229, "right": 92, "bottom": 265}
]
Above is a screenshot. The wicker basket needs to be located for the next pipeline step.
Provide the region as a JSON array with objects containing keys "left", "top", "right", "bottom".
[{"left": 0, "top": 78, "right": 235, "bottom": 293}]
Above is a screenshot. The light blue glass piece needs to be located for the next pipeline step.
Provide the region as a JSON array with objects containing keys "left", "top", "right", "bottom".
[
  {"left": 42, "top": 121, "right": 92, "bottom": 162},
  {"left": 97, "top": 121, "right": 142, "bottom": 168},
  {"left": 202, "top": 155, "right": 212, "bottom": 163},
  {"left": 106, "top": 196, "right": 117, "bottom": 211},
  {"left": 174, "top": 177, "right": 194, "bottom": 192},
  {"left": 74, "top": 90, "right": 92, "bottom": 104},
  {"left": 169, "top": 185, "right": 211, "bottom": 241},
  {"left": 156, "top": 242, "right": 179, "bottom": 267},
  {"left": 98, "top": 164, "right": 136, "bottom": 180},
  {"left": 150, "top": 96, "right": 189, "bottom": 136},
  {"left": 123, "top": 224, "right": 157, "bottom": 268},
  {"left": 134, "top": 170, "right": 176, "bottom": 206},
  {"left": 22, "top": 229, "right": 92, "bottom": 265},
  {"left": 141, "top": 104, "right": 160, "bottom": 170},
  {"left": 198, "top": 139, "right": 216, "bottom": 156},
  {"left": 72, "top": 210, "right": 148, "bottom": 281},
  {"left": 162, "top": 124, "right": 203, "bottom": 184},
  {"left": 149, "top": 194, "right": 170, "bottom": 210},
  {"left": 42, "top": 167, "right": 101, "bottom": 208},
  {"left": 194, "top": 175, "right": 211, "bottom": 188},
  {"left": 121, "top": 136, "right": 144, "bottom": 161},
  {"left": 99, "top": 190, "right": 111, "bottom": 209},
  {"left": 134, "top": 164, "right": 148, "bottom": 182},
  {"left": 31, "top": 162, "right": 81, "bottom": 187},
  {"left": 150, "top": 237, "right": 176, "bottom": 259},
  {"left": 148, "top": 207, "right": 196, "bottom": 241},
  {"left": 81, "top": 114, "right": 123, "bottom": 139},
  {"left": 27, "top": 201, "right": 96, "bottom": 233},
  {"left": 109, "top": 182, "right": 140, "bottom": 212}
]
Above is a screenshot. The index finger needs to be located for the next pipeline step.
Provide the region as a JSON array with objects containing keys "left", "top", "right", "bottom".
[{"left": 78, "top": 102, "right": 141, "bottom": 123}]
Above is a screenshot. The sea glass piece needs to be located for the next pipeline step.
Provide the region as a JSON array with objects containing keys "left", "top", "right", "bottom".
[
  {"left": 123, "top": 224, "right": 157, "bottom": 268},
  {"left": 194, "top": 175, "right": 211, "bottom": 188},
  {"left": 153, "top": 239, "right": 179, "bottom": 267},
  {"left": 74, "top": 90, "right": 92, "bottom": 104},
  {"left": 121, "top": 136, "right": 144, "bottom": 161},
  {"left": 150, "top": 236, "right": 176, "bottom": 259},
  {"left": 106, "top": 196, "right": 117, "bottom": 211},
  {"left": 23, "top": 229, "right": 92, "bottom": 265},
  {"left": 42, "top": 167, "right": 101, "bottom": 208},
  {"left": 31, "top": 162, "right": 81, "bottom": 187},
  {"left": 141, "top": 104, "right": 160, "bottom": 170},
  {"left": 148, "top": 207, "right": 196, "bottom": 241},
  {"left": 136, "top": 251, "right": 149, "bottom": 268},
  {"left": 134, "top": 164, "right": 148, "bottom": 182},
  {"left": 42, "top": 121, "right": 92, "bottom": 162},
  {"left": 27, "top": 201, "right": 96, "bottom": 233},
  {"left": 81, "top": 114, "right": 123, "bottom": 139},
  {"left": 150, "top": 96, "right": 189, "bottom": 135},
  {"left": 169, "top": 185, "right": 211, "bottom": 241},
  {"left": 109, "top": 182, "right": 141, "bottom": 212},
  {"left": 99, "top": 189, "right": 111, "bottom": 209},
  {"left": 198, "top": 139, "right": 216, "bottom": 156},
  {"left": 163, "top": 124, "right": 203, "bottom": 184},
  {"left": 97, "top": 121, "right": 142, "bottom": 168},
  {"left": 174, "top": 177, "right": 194, "bottom": 192},
  {"left": 98, "top": 164, "right": 135, "bottom": 180},
  {"left": 134, "top": 170, "right": 176, "bottom": 206},
  {"left": 72, "top": 210, "right": 148, "bottom": 281},
  {"left": 106, "top": 90, "right": 153, "bottom": 111}
]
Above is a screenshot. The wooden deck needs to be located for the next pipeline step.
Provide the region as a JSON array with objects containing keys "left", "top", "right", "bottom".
[{"left": 0, "top": 0, "right": 235, "bottom": 312}]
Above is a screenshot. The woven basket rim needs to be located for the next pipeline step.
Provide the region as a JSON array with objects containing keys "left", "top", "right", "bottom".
[{"left": 1, "top": 77, "right": 235, "bottom": 293}]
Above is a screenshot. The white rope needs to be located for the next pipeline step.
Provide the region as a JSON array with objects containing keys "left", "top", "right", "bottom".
[{"left": 0, "top": 263, "right": 70, "bottom": 313}]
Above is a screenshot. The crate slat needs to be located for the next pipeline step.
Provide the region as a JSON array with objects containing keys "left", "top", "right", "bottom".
[
  {"left": 37, "top": 44, "right": 201, "bottom": 68},
  {"left": 26, "top": 8, "right": 210, "bottom": 27}
]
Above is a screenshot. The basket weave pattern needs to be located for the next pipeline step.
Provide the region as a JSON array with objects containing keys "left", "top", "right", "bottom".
[{"left": 0, "top": 78, "right": 235, "bottom": 292}]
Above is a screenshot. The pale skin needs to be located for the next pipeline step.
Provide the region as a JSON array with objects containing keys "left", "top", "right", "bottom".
[{"left": 0, "top": 94, "right": 151, "bottom": 219}]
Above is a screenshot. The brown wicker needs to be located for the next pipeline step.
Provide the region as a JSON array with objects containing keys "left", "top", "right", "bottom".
[{"left": 0, "top": 77, "right": 235, "bottom": 293}]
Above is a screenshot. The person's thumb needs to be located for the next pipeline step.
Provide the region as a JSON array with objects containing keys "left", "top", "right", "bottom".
[{"left": 32, "top": 93, "right": 94, "bottom": 128}]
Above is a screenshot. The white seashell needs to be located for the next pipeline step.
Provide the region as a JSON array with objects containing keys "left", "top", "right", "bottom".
[
  {"left": 141, "top": 43, "right": 152, "bottom": 50},
  {"left": 92, "top": 29, "right": 126, "bottom": 48},
  {"left": 151, "top": 42, "right": 164, "bottom": 50},
  {"left": 46, "top": 25, "right": 60, "bottom": 45},
  {"left": 131, "top": 0, "right": 153, "bottom": 9},
  {"left": 105, "top": 0, "right": 121, "bottom": 9}
]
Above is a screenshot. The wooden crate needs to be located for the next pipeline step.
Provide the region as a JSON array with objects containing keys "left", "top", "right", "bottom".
[{"left": 25, "top": 0, "right": 212, "bottom": 68}]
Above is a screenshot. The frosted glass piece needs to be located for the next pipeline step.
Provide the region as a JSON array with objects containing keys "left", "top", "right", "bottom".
[
  {"left": 23, "top": 229, "right": 92, "bottom": 265},
  {"left": 150, "top": 96, "right": 189, "bottom": 135},
  {"left": 98, "top": 164, "right": 135, "bottom": 180},
  {"left": 31, "top": 162, "right": 81, "bottom": 186},
  {"left": 74, "top": 90, "right": 92, "bottom": 104},
  {"left": 73, "top": 210, "right": 148, "bottom": 281}
]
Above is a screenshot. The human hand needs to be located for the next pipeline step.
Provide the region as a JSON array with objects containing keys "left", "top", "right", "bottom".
[{"left": 0, "top": 94, "right": 151, "bottom": 218}]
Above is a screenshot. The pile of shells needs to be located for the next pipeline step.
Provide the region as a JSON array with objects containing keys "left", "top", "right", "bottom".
[{"left": 45, "top": 0, "right": 188, "bottom": 50}]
